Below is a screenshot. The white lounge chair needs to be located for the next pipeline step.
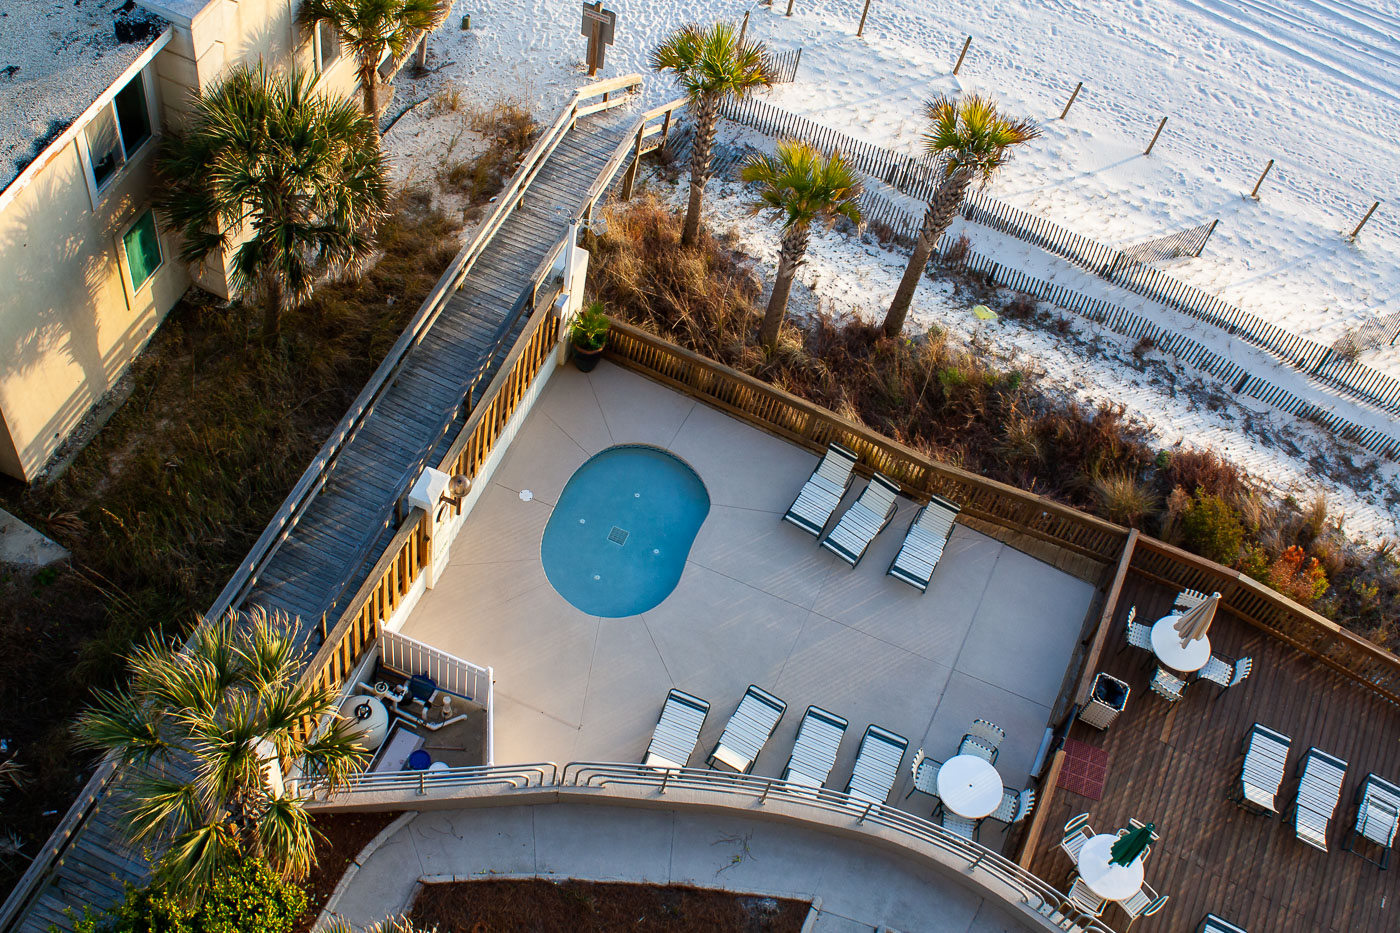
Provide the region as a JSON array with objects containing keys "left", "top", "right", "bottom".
[
  {"left": 886, "top": 494, "right": 960, "bottom": 591},
  {"left": 1200, "top": 914, "right": 1249, "bottom": 933},
  {"left": 821, "top": 473, "right": 902, "bottom": 567},
  {"left": 1290, "top": 747, "right": 1348, "bottom": 851},
  {"left": 844, "top": 724, "right": 908, "bottom": 804},
  {"left": 1343, "top": 773, "right": 1400, "bottom": 869},
  {"left": 708, "top": 685, "right": 787, "bottom": 774},
  {"left": 1238, "top": 723, "right": 1290, "bottom": 815},
  {"left": 782, "top": 705, "right": 848, "bottom": 788},
  {"left": 643, "top": 689, "right": 710, "bottom": 770},
  {"left": 783, "top": 442, "right": 859, "bottom": 537}
]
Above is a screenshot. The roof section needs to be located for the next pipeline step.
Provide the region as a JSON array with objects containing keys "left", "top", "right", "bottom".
[{"left": 0, "top": 0, "right": 167, "bottom": 194}]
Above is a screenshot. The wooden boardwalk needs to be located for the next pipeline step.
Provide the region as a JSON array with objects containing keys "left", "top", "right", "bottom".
[
  {"left": 1025, "top": 572, "right": 1400, "bottom": 933},
  {"left": 6, "top": 98, "right": 641, "bottom": 933}
]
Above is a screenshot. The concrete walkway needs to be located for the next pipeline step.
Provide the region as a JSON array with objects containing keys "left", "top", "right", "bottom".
[{"left": 330, "top": 803, "right": 1040, "bottom": 933}]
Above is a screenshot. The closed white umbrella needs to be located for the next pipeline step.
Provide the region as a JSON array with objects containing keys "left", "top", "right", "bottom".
[{"left": 1174, "top": 591, "right": 1221, "bottom": 647}]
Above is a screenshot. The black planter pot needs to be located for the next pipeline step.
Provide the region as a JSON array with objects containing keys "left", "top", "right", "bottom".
[{"left": 573, "top": 343, "right": 605, "bottom": 372}]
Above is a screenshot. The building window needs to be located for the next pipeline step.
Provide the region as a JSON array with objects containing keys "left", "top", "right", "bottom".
[
  {"left": 315, "top": 21, "right": 342, "bottom": 74},
  {"left": 83, "top": 71, "right": 153, "bottom": 192},
  {"left": 122, "top": 210, "right": 163, "bottom": 292}
]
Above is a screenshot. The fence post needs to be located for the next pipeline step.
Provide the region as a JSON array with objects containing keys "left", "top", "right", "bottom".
[
  {"left": 1249, "top": 159, "right": 1274, "bottom": 200},
  {"left": 793, "top": 48, "right": 802, "bottom": 79},
  {"left": 952, "top": 36, "right": 972, "bottom": 75},
  {"left": 1349, "top": 200, "right": 1381, "bottom": 241},
  {"left": 1059, "top": 81, "right": 1083, "bottom": 120},
  {"left": 621, "top": 124, "right": 644, "bottom": 200},
  {"left": 1145, "top": 116, "right": 1168, "bottom": 156},
  {"left": 857, "top": 0, "right": 872, "bottom": 36},
  {"left": 785, "top": 0, "right": 795, "bottom": 15},
  {"left": 660, "top": 109, "right": 673, "bottom": 151},
  {"left": 1194, "top": 219, "right": 1219, "bottom": 257}
]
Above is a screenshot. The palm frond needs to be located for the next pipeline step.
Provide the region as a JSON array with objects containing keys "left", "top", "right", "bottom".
[
  {"left": 919, "top": 93, "right": 1040, "bottom": 184},
  {"left": 123, "top": 775, "right": 206, "bottom": 843},
  {"left": 74, "top": 689, "right": 171, "bottom": 764},
  {"left": 741, "top": 140, "right": 863, "bottom": 233},
  {"left": 256, "top": 795, "right": 320, "bottom": 880},
  {"left": 155, "top": 821, "right": 241, "bottom": 894}
]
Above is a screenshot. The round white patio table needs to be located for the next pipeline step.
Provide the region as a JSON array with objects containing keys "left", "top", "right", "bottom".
[
  {"left": 1152, "top": 614, "right": 1211, "bottom": 673},
  {"left": 936, "top": 754, "right": 1003, "bottom": 818},
  {"left": 1077, "top": 833, "right": 1145, "bottom": 901}
]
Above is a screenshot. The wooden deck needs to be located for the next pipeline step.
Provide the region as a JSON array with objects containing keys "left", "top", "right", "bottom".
[
  {"left": 7, "top": 100, "right": 642, "bottom": 933},
  {"left": 1025, "top": 572, "right": 1400, "bottom": 933}
]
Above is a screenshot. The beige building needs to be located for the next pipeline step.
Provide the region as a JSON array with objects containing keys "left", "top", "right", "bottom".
[{"left": 0, "top": 0, "right": 361, "bottom": 481}]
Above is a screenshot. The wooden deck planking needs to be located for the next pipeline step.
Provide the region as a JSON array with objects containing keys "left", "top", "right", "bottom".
[
  {"left": 8, "top": 101, "right": 642, "bottom": 933},
  {"left": 1026, "top": 571, "right": 1400, "bottom": 932}
]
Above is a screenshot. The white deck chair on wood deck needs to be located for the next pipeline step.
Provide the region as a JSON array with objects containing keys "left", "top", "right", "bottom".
[
  {"left": 1344, "top": 773, "right": 1400, "bottom": 868},
  {"left": 822, "top": 473, "right": 902, "bottom": 567},
  {"left": 782, "top": 705, "right": 848, "bottom": 789},
  {"left": 708, "top": 685, "right": 787, "bottom": 774},
  {"left": 1290, "top": 747, "right": 1348, "bottom": 851},
  {"left": 783, "top": 442, "right": 859, "bottom": 537},
  {"left": 887, "top": 494, "right": 960, "bottom": 592},
  {"left": 643, "top": 689, "right": 710, "bottom": 770},
  {"left": 844, "top": 724, "right": 908, "bottom": 804},
  {"left": 1237, "top": 723, "right": 1290, "bottom": 815}
]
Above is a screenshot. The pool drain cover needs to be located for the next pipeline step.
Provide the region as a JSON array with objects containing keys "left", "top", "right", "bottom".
[{"left": 608, "top": 526, "right": 629, "bottom": 546}]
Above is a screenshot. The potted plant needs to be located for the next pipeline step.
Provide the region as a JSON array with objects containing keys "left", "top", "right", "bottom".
[{"left": 570, "top": 300, "right": 610, "bottom": 372}]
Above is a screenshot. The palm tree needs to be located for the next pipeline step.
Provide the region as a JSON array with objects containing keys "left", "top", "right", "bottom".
[
  {"left": 75, "top": 608, "right": 369, "bottom": 895},
  {"left": 651, "top": 22, "right": 772, "bottom": 247},
  {"left": 299, "top": 0, "right": 451, "bottom": 120},
  {"left": 881, "top": 95, "right": 1040, "bottom": 338},
  {"left": 743, "top": 141, "right": 863, "bottom": 347},
  {"left": 158, "top": 64, "right": 388, "bottom": 341}
]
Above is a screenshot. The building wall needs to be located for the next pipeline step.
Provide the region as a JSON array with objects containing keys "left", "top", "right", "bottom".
[{"left": 0, "top": 0, "right": 366, "bottom": 479}]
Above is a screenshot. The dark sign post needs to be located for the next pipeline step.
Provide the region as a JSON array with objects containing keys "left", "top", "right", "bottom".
[{"left": 581, "top": 2, "right": 617, "bottom": 77}]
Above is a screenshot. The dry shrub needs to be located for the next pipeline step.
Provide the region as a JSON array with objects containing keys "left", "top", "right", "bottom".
[
  {"left": 1160, "top": 448, "right": 1246, "bottom": 505},
  {"left": 1094, "top": 473, "right": 1158, "bottom": 527},
  {"left": 440, "top": 100, "right": 539, "bottom": 204}
]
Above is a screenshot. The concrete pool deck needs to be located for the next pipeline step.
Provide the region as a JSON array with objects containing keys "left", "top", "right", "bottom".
[{"left": 399, "top": 360, "right": 1095, "bottom": 830}]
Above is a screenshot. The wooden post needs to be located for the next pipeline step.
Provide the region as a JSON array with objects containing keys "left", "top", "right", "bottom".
[
  {"left": 1249, "top": 158, "right": 1274, "bottom": 199},
  {"left": 738, "top": 10, "right": 749, "bottom": 47},
  {"left": 1195, "top": 219, "right": 1219, "bottom": 257},
  {"left": 1349, "top": 200, "right": 1381, "bottom": 240},
  {"left": 786, "top": 0, "right": 795, "bottom": 16},
  {"left": 857, "top": 0, "right": 872, "bottom": 37},
  {"left": 660, "top": 109, "right": 673, "bottom": 151},
  {"left": 1059, "top": 81, "right": 1083, "bottom": 120},
  {"left": 621, "top": 125, "right": 644, "bottom": 200},
  {"left": 1144, "top": 116, "right": 1168, "bottom": 155},
  {"left": 952, "top": 36, "right": 972, "bottom": 75}
]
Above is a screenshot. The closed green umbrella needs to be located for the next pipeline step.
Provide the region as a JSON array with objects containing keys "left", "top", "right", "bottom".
[{"left": 1110, "top": 822, "right": 1155, "bottom": 867}]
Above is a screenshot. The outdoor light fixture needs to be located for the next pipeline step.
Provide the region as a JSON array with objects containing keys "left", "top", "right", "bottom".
[{"left": 441, "top": 473, "right": 472, "bottom": 507}]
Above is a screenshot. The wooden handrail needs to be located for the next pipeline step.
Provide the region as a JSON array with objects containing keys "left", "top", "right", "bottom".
[{"left": 1074, "top": 530, "right": 1138, "bottom": 708}]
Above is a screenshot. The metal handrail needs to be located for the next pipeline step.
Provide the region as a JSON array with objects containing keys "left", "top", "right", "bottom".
[{"left": 301, "top": 759, "right": 1113, "bottom": 932}]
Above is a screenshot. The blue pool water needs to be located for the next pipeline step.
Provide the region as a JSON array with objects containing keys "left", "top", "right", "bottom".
[{"left": 541, "top": 445, "right": 710, "bottom": 618}]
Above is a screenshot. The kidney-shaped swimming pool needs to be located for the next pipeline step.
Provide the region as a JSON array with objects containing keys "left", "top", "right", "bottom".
[{"left": 541, "top": 445, "right": 710, "bottom": 618}]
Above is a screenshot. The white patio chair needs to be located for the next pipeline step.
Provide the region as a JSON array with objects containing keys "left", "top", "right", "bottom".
[
  {"left": 1343, "top": 773, "right": 1400, "bottom": 869},
  {"left": 782, "top": 705, "right": 848, "bottom": 789},
  {"left": 844, "top": 724, "right": 908, "bottom": 804},
  {"left": 643, "top": 689, "right": 710, "bottom": 770},
  {"left": 967, "top": 718, "right": 1006, "bottom": 749},
  {"left": 1121, "top": 882, "right": 1168, "bottom": 929},
  {"left": 1197, "top": 655, "right": 1252, "bottom": 697},
  {"left": 1149, "top": 666, "right": 1186, "bottom": 702},
  {"left": 1290, "top": 747, "right": 1348, "bottom": 852},
  {"left": 1067, "top": 877, "right": 1106, "bottom": 917},
  {"left": 1238, "top": 722, "right": 1291, "bottom": 815},
  {"left": 990, "top": 787, "right": 1035, "bottom": 824},
  {"left": 821, "top": 472, "right": 902, "bottom": 567},
  {"left": 940, "top": 810, "right": 979, "bottom": 840},
  {"left": 1121, "top": 605, "right": 1153, "bottom": 653},
  {"left": 958, "top": 734, "right": 998, "bottom": 764},
  {"left": 886, "top": 494, "right": 960, "bottom": 592},
  {"left": 708, "top": 685, "right": 787, "bottom": 774},
  {"left": 1174, "top": 588, "right": 1207, "bottom": 611},
  {"left": 1060, "top": 813, "right": 1093, "bottom": 861},
  {"left": 904, "top": 747, "right": 941, "bottom": 799},
  {"left": 783, "top": 442, "right": 859, "bottom": 537}
]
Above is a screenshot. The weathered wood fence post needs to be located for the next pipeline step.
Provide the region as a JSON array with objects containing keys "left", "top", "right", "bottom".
[
  {"left": 1060, "top": 82, "right": 1083, "bottom": 120},
  {"left": 857, "top": 0, "right": 872, "bottom": 37},
  {"left": 1249, "top": 159, "right": 1274, "bottom": 199},
  {"left": 953, "top": 36, "right": 972, "bottom": 75},
  {"left": 1349, "top": 200, "right": 1381, "bottom": 241},
  {"left": 1145, "top": 116, "right": 1168, "bottom": 156}
]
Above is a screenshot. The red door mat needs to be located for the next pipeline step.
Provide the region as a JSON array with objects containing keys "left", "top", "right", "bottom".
[{"left": 1058, "top": 738, "right": 1109, "bottom": 800}]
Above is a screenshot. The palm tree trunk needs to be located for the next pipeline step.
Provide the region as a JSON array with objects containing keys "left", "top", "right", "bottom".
[
  {"left": 882, "top": 167, "right": 975, "bottom": 338},
  {"left": 758, "top": 224, "right": 809, "bottom": 347},
  {"left": 360, "top": 64, "right": 380, "bottom": 123},
  {"left": 262, "top": 277, "right": 283, "bottom": 343},
  {"left": 683, "top": 93, "right": 720, "bottom": 247}
]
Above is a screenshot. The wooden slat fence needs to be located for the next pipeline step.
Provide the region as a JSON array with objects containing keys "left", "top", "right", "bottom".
[
  {"left": 603, "top": 320, "right": 1400, "bottom": 709},
  {"left": 1336, "top": 308, "right": 1400, "bottom": 354},
  {"left": 719, "top": 98, "right": 1400, "bottom": 420},
  {"left": 764, "top": 47, "right": 803, "bottom": 84},
  {"left": 1119, "top": 219, "right": 1217, "bottom": 264}
]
